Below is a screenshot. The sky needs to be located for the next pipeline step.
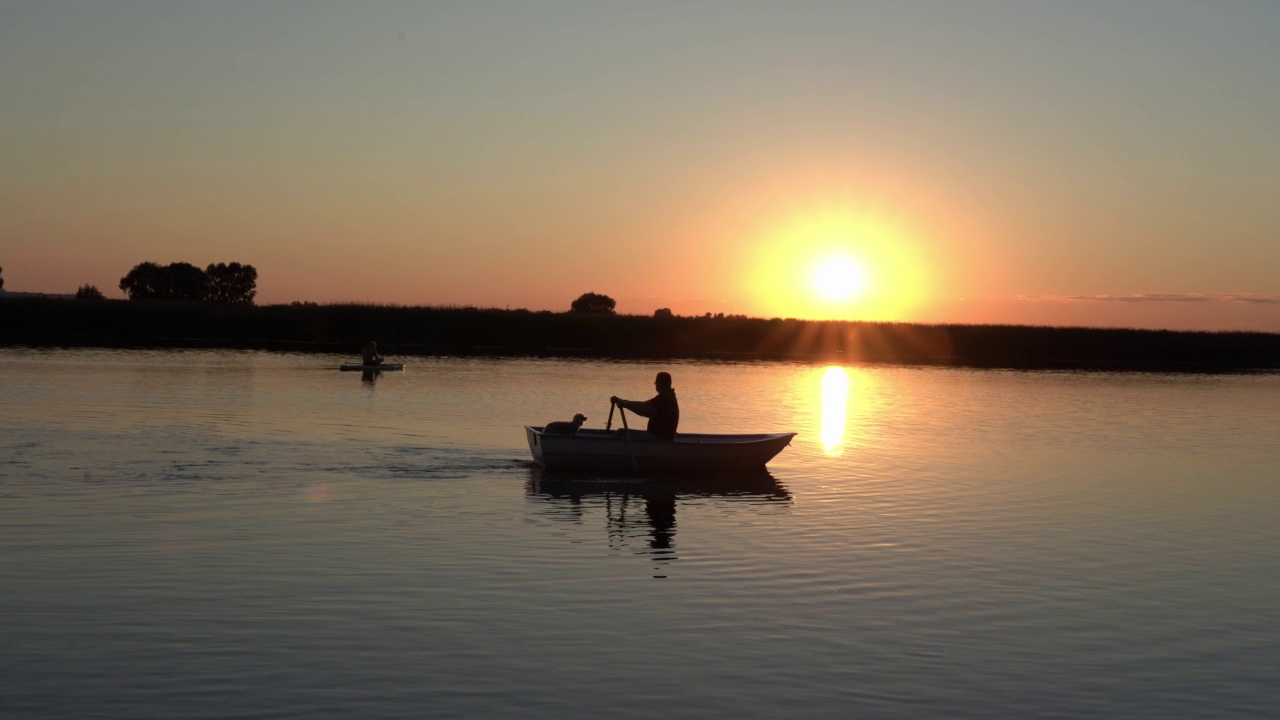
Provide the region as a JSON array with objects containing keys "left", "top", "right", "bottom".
[{"left": 2, "top": 0, "right": 1278, "bottom": 330}]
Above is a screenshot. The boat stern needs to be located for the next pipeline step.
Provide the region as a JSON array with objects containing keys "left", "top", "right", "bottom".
[{"left": 524, "top": 426, "right": 548, "bottom": 467}]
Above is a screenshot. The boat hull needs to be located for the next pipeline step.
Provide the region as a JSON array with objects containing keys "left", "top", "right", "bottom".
[
  {"left": 339, "top": 363, "right": 404, "bottom": 371},
  {"left": 525, "top": 427, "right": 795, "bottom": 471}
]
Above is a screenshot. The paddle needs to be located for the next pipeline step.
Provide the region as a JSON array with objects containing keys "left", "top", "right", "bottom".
[{"left": 609, "top": 399, "right": 640, "bottom": 470}]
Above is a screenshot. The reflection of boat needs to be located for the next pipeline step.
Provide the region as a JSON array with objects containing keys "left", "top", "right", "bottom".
[
  {"left": 527, "top": 467, "right": 791, "bottom": 562},
  {"left": 524, "top": 427, "right": 796, "bottom": 471},
  {"left": 339, "top": 363, "right": 405, "bottom": 372},
  {"left": 528, "top": 466, "right": 792, "bottom": 499}
]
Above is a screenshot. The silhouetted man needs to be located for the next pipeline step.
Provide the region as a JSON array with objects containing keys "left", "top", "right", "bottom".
[
  {"left": 611, "top": 371, "right": 680, "bottom": 440},
  {"left": 362, "top": 341, "right": 384, "bottom": 366}
]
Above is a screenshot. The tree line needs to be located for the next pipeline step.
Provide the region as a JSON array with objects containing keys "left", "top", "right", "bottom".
[
  {"left": 3, "top": 298, "right": 1277, "bottom": 372},
  {"left": 118, "top": 261, "right": 258, "bottom": 305}
]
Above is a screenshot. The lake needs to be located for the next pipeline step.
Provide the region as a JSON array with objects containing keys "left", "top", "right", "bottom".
[{"left": 2, "top": 348, "right": 1277, "bottom": 719}]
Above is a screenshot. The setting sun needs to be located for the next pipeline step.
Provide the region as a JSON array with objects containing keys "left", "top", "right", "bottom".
[
  {"left": 743, "top": 206, "right": 930, "bottom": 322},
  {"left": 812, "top": 256, "right": 869, "bottom": 303}
]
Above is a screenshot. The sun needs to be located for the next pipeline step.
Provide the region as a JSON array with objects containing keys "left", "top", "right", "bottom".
[
  {"left": 811, "top": 256, "right": 869, "bottom": 303},
  {"left": 741, "top": 205, "right": 930, "bottom": 321}
]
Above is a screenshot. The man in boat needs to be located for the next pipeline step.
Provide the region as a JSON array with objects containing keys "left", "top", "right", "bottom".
[
  {"left": 361, "top": 340, "right": 384, "bottom": 366},
  {"left": 610, "top": 371, "right": 680, "bottom": 441}
]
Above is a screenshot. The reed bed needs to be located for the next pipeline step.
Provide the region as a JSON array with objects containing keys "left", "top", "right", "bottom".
[{"left": 3, "top": 297, "right": 1277, "bottom": 371}]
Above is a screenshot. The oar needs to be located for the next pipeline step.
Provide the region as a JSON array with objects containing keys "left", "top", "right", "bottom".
[
  {"left": 606, "top": 400, "right": 616, "bottom": 431},
  {"left": 617, "top": 403, "right": 639, "bottom": 471}
]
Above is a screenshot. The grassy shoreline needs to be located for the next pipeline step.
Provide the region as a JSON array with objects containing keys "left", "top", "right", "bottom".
[{"left": 3, "top": 297, "right": 1278, "bottom": 372}]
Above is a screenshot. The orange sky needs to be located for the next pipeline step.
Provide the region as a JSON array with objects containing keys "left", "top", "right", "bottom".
[{"left": 2, "top": 2, "right": 1278, "bottom": 331}]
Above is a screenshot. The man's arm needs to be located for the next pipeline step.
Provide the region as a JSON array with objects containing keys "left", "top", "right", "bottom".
[{"left": 611, "top": 396, "right": 656, "bottom": 418}]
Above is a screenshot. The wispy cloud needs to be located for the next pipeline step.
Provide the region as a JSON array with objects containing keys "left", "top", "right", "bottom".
[
  {"left": 643, "top": 296, "right": 730, "bottom": 305},
  {"left": 1019, "top": 293, "right": 1280, "bottom": 305},
  {"left": 1070, "top": 293, "right": 1212, "bottom": 303}
]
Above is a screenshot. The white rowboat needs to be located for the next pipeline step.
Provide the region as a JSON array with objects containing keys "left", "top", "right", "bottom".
[{"left": 525, "top": 427, "right": 795, "bottom": 471}]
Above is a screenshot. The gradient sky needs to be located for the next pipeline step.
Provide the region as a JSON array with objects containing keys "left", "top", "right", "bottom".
[{"left": 2, "top": 0, "right": 1278, "bottom": 330}]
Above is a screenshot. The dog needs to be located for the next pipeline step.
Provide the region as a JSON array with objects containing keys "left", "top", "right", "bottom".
[{"left": 543, "top": 413, "right": 587, "bottom": 435}]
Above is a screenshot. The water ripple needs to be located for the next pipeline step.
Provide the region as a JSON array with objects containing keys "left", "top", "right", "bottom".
[{"left": 2, "top": 350, "right": 1278, "bottom": 719}]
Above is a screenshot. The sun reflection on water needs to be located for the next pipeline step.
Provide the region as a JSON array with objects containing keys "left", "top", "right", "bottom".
[{"left": 820, "top": 366, "right": 849, "bottom": 456}]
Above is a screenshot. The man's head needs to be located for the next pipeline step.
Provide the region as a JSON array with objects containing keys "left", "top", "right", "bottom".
[
  {"left": 367, "top": 341, "right": 377, "bottom": 348},
  {"left": 655, "top": 371, "right": 672, "bottom": 390}
]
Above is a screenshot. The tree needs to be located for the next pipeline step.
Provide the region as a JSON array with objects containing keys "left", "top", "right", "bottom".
[
  {"left": 0, "top": 264, "right": 5, "bottom": 290},
  {"left": 570, "top": 292, "right": 616, "bottom": 314},
  {"left": 119, "top": 262, "right": 168, "bottom": 299},
  {"left": 75, "top": 284, "right": 105, "bottom": 300},
  {"left": 654, "top": 308, "right": 674, "bottom": 319},
  {"left": 206, "top": 262, "right": 258, "bottom": 306},
  {"left": 166, "top": 262, "right": 208, "bottom": 302},
  {"left": 119, "top": 261, "right": 208, "bottom": 301}
]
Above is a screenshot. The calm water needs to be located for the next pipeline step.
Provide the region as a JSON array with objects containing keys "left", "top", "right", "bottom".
[{"left": 2, "top": 348, "right": 1278, "bottom": 719}]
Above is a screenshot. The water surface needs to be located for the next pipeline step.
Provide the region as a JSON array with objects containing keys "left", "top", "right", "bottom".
[{"left": 2, "top": 349, "right": 1277, "bottom": 718}]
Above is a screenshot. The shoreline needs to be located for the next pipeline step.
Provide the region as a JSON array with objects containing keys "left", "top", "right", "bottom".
[{"left": 3, "top": 296, "right": 1277, "bottom": 373}]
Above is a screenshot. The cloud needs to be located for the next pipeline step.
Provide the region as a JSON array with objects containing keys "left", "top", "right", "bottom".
[
  {"left": 1072, "top": 293, "right": 1212, "bottom": 303},
  {"left": 1019, "top": 293, "right": 1280, "bottom": 305},
  {"left": 642, "top": 296, "right": 730, "bottom": 304}
]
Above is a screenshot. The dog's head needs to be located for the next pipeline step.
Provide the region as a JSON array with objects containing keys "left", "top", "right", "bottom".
[{"left": 572, "top": 413, "right": 587, "bottom": 424}]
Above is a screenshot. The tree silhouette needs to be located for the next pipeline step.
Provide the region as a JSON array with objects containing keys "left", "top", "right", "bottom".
[
  {"left": 206, "top": 262, "right": 258, "bottom": 306},
  {"left": 119, "top": 261, "right": 208, "bottom": 301},
  {"left": 654, "top": 308, "right": 674, "bottom": 319},
  {"left": 0, "top": 264, "right": 5, "bottom": 291},
  {"left": 119, "top": 262, "right": 168, "bottom": 299},
  {"left": 75, "top": 284, "right": 105, "bottom": 300},
  {"left": 570, "top": 292, "right": 616, "bottom": 314},
  {"left": 166, "top": 262, "right": 208, "bottom": 301}
]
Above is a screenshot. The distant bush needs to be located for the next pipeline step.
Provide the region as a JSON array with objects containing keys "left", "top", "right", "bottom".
[
  {"left": 75, "top": 284, "right": 105, "bottom": 300},
  {"left": 570, "top": 292, "right": 616, "bottom": 314}
]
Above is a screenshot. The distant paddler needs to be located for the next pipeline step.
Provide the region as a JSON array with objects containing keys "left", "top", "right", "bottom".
[{"left": 339, "top": 343, "right": 402, "bottom": 372}]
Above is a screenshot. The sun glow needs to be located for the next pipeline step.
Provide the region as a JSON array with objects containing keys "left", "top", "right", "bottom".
[
  {"left": 812, "top": 255, "right": 869, "bottom": 303},
  {"left": 743, "top": 207, "right": 929, "bottom": 321},
  {"left": 820, "top": 366, "right": 849, "bottom": 456}
]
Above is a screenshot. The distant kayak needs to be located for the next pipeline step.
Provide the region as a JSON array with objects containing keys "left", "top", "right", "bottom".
[{"left": 339, "top": 363, "right": 405, "bottom": 372}]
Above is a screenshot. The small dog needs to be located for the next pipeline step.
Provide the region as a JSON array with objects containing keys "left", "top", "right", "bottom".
[{"left": 544, "top": 413, "right": 587, "bottom": 435}]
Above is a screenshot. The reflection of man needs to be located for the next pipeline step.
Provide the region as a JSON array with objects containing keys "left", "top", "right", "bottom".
[
  {"left": 362, "top": 341, "right": 383, "bottom": 366},
  {"left": 645, "top": 493, "right": 676, "bottom": 550},
  {"left": 611, "top": 371, "right": 680, "bottom": 441}
]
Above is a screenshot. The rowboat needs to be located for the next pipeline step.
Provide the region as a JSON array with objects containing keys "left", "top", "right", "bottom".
[
  {"left": 525, "top": 427, "right": 796, "bottom": 471},
  {"left": 529, "top": 466, "right": 792, "bottom": 498},
  {"left": 339, "top": 363, "right": 405, "bottom": 372}
]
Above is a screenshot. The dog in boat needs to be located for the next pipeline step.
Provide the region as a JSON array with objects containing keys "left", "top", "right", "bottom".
[{"left": 543, "top": 413, "right": 587, "bottom": 435}]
